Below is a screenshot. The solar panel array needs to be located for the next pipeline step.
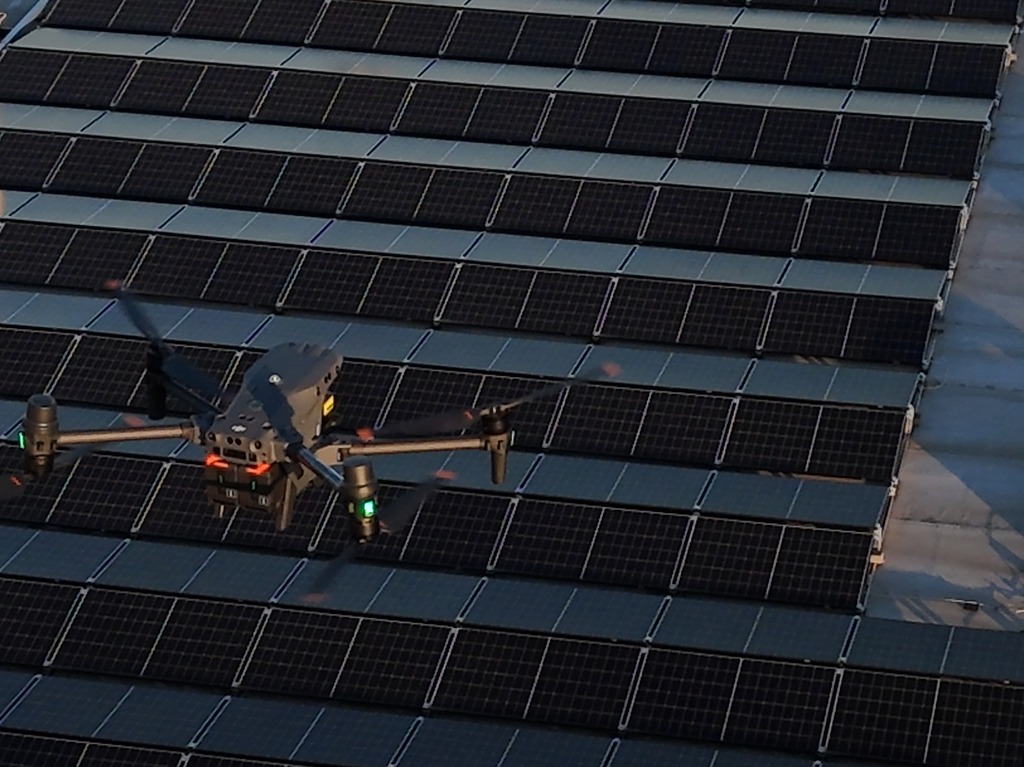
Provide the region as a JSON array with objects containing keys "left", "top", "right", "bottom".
[{"left": 0, "top": 0, "right": 1017, "bottom": 765}]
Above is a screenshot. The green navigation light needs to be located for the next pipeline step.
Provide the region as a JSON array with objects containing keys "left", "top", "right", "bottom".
[
  {"left": 17, "top": 432, "right": 25, "bottom": 450},
  {"left": 359, "top": 498, "right": 377, "bottom": 518}
]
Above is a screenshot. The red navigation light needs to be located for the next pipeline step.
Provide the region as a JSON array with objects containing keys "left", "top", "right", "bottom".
[
  {"left": 204, "top": 453, "right": 229, "bottom": 469},
  {"left": 245, "top": 462, "right": 272, "bottom": 476}
]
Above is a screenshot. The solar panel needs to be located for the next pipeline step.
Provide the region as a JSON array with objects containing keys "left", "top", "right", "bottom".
[
  {"left": 185, "top": 66, "right": 271, "bottom": 121},
  {"left": 117, "top": 60, "right": 204, "bottom": 113},
  {"left": 416, "top": 169, "right": 504, "bottom": 229},
  {"left": 198, "top": 698, "right": 321, "bottom": 760},
  {"left": 328, "top": 360, "right": 397, "bottom": 431},
  {"left": 679, "top": 285, "right": 770, "bottom": 350},
  {"left": 930, "top": 43, "right": 1005, "bottom": 98},
  {"left": 582, "top": 508, "right": 687, "bottom": 589},
  {"left": 831, "top": 116, "right": 912, "bottom": 172},
  {"left": 0, "top": 675, "right": 130, "bottom": 738},
  {"left": 177, "top": 0, "right": 259, "bottom": 40},
  {"left": 754, "top": 110, "right": 835, "bottom": 167},
  {"left": 645, "top": 187, "right": 731, "bottom": 249},
  {"left": 242, "top": 0, "right": 323, "bottom": 45},
  {"left": 845, "top": 296, "right": 934, "bottom": 365},
  {"left": 445, "top": 10, "right": 521, "bottom": 60},
  {"left": 241, "top": 608, "right": 358, "bottom": 697},
  {"left": 0, "top": 328, "right": 72, "bottom": 399},
  {"left": 763, "top": 292, "right": 853, "bottom": 359},
  {"left": 376, "top": 3, "right": 454, "bottom": 56},
  {"left": 859, "top": 40, "right": 934, "bottom": 93},
  {"left": 93, "top": 687, "right": 219, "bottom": 749},
  {"left": 283, "top": 249, "right": 376, "bottom": 314},
  {"left": 905, "top": 119, "right": 984, "bottom": 177},
  {"left": 397, "top": 83, "right": 479, "bottom": 137},
  {"left": 324, "top": 77, "right": 408, "bottom": 132},
  {"left": 552, "top": 385, "right": 647, "bottom": 456},
  {"left": 45, "top": 0, "right": 122, "bottom": 27},
  {"left": 139, "top": 463, "right": 230, "bottom": 541},
  {"left": 0, "top": 132, "right": 69, "bottom": 189},
  {"left": 799, "top": 197, "right": 883, "bottom": 260},
  {"left": 400, "top": 491, "right": 510, "bottom": 569},
  {"left": 847, "top": 617, "right": 950, "bottom": 675},
  {"left": 358, "top": 257, "right": 453, "bottom": 322},
  {"left": 131, "top": 236, "right": 226, "bottom": 300},
  {"left": 119, "top": 143, "right": 213, "bottom": 203},
  {"left": 807, "top": 408, "right": 905, "bottom": 482},
  {"left": 609, "top": 98, "right": 689, "bottom": 156},
  {"left": 203, "top": 243, "right": 300, "bottom": 307},
  {"left": 48, "top": 455, "right": 161, "bottom": 532},
  {"left": 0, "top": 221, "right": 74, "bottom": 285},
  {"left": 464, "top": 88, "right": 547, "bottom": 143},
  {"left": 109, "top": 0, "right": 190, "bottom": 34},
  {"left": 678, "top": 517, "right": 781, "bottom": 600},
  {"left": 46, "top": 54, "right": 132, "bottom": 110},
  {"left": 930, "top": 680, "right": 1024, "bottom": 766},
  {"left": 600, "top": 278, "right": 690, "bottom": 345},
  {"left": 45, "top": 137, "right": 141, "bottom": 197},
  {"left": 725, "top": 400, "right": 817, "bottom": 472},
  {"left": 684, "top": 104, "right": 764, "bottom": 162},
  {"left": 510, "top": 15, "right": 589, "bottom": 67},
  {"left": 495, "top": 498, "right": 600, "bottom": 580},
  {"left": 875, "top": 203, "right": 961, "bottom": 267},
  {"left": 474, "top": 374, "right": 560, "bottom": 446},
  {"left": 493, "top": 175, "right": 581, "bottom": 236},
  {"left": 633, "top": 392, "right": 732, "bottom": 465},
  {"left": 49, "top": 229, "right": 149, "bottom": 291},
  {"left": 828, "top": 670, "right": 936, "bottom": 763},
  {"left": 518, "top": 271, "right": 609, "bottom": 336},
  {"left": 343, "top": 163, "right": 432, "bottom": 222},
  {"left": 256, "top": 71, "right": 339, "bottom": 127},
  {"left": 385, "top": 367, "right": 481, "bottom": 425},
  {"left": 540, "top": 93, "right": 620, "bottom": 149},
  {"left": 142, "top": 598, "right": 261, "bottom": 687},
  {"left": 441, "top": 264, "right": 533, "bottom": 330},
  {"left": 565, "top": 181, "right": 652, "bottom": 242},
  {"left": 194, "top": 149, "right": 285, "bottom": 209},
  {"left": 334, "top": 619, "right": 449, "bottom": 707},
  {"left": 0, "top": 733, "right": 85, "bottom": 767},
  {"left": 52, "top": 589, "right": 173, "bottom": 677},
  {"left": 434, "top": 628, "right": 545, "bottom": 717},
  {"left": 786, "top": 34, "right": 861, "bottom": 87},
  {"left": 719, "top": 29, "right": 796, "bottom": 81},
  {"left": 582, "top": 20, "right": 659, "bottom": 72},
  {"left": 0, "top": 578, "right": 78, "bottom": 667}
]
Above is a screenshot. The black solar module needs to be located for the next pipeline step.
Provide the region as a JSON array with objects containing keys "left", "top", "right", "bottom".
[{"left": 0, "top": 0, "right": 1018, "bottom": 764}]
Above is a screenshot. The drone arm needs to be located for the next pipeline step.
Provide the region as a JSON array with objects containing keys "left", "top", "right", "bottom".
[
  {"left": 57, "top": 421, "right": 200, "bottom": 447},
  {"left": 317, "top": 434, "right": 487, "bottom": 462},
  {"left": 292, "top": 445, "right": 347, "bottom": 492}
]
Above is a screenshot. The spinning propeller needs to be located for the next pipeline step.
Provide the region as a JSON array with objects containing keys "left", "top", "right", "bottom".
[{"left": 0, "top": 444, "right": 94, "bottom": 501}]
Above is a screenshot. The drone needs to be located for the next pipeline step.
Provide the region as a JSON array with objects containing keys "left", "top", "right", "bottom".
[{"left": 2, "top": 284, "right": 619, "bottom": 597}]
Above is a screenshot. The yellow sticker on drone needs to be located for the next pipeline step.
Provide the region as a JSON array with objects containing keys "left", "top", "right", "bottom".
[{"left": 322, "top": 395, "right": 335, "bottom": 417}]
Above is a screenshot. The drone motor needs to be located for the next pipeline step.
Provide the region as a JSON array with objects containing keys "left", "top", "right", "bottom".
[
  {"left": 21, "top": 393, "right": 59, "bottom": 478},
  {"left": 341, "top": 457, "right": 380, "bottom": 542}
]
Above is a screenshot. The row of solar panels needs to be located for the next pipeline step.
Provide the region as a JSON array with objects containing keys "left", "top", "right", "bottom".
[
  {"left": 0, "top": 39, "right": 992, "bottom": 179},
  {"left": 40, "top": 0, "right": 1014, "bottom": 97},
  {"left": 657, "top": 0, "right": 1020, "bottom": 22},
  {"left": 0, "top": 323, "right": 916, "bottom": 481},
  {"left": 0, "top": 449, "right": 876, "bottom": 609},
  {"left": 0, "top": 220, "right": 941, "bottom": 365},
  {"left": 0, "top": 111, "right": 972, "bottom": 267},
  {"left": 0, "top": 566, "right": 1020, "bottom": 764},
  {"left": 0, "top": 677, "right": 903, "bottom": 767}
]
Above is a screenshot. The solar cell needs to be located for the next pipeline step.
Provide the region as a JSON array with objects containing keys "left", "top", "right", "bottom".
[
  {"left": 203, "top": 243, "right": 299, "bottom": 307},
  {"left": 311, "top": 0, "right": 391, "bottom": 50},
  {"left": 798, "top": 198, "right": 883, "bottom": 260},
  {"left": 117, "top": 60, "right": 204, "bottom": 113},
  {"left": 718, "top": 192, "right": 803, "bottom": 254},
  {"left": 434, "top": 627, "right": 546, "bottom": 717},
  {"left": 0, "top": 221, "right": 74, "bottom": 285},
  {"left": 648, "top": 24, "right": 726, "bottom": 77},
  {"left": 109, "top": 0, "right": 190, "bottom": 34},
  {"left": 0, "top": 733, "right": 85, "bottom": 767},
  {"left": 194, "top": 149, "right": 285, "bottom": 209},
  {"left": 719, "top": 29, "right": 796, "bottom": 81},
  {"left": 0, "top": 578, "right": 78, "bottom": 667},
  {"left": 830, "top": 116, "right": 911, "bottom": 172},
  {"left": 725, "top": 399, "right": 818, "bottom": 472},
  {"left": 441, "top": 264, "right": 533, "bottom": 330},
  {"left": 0, "top": 328, "right": 72, "bottom": 399},
  {"left": 143, "top": 598, "right": 262, "bottom": 687},
  {"left": 266, "top": 154, "right": 355, "bottom": 215},
  {"left": 400, "top": 490, "right": 510, "bottom": 569},
  {"left": 724, "top": 660, "right": 834, "bottom": 751},
  {"left": 678, "top": 285, "right": 769, "bottom": 350},
  {"left": 396, "top": 83, "right": 479, "bottom": 137},
  {"left": 633, "top": 392, "right": 732, "bottom": 465},
  {"left": 678, "top": 517, "right": 781, "bottom": 600},
  {"left": 185, "top": 66, "right": 271, "bottom": 121},
  {"left": 600, "top": 278, "right": 690, "bottom": 345},
  {"left": 48, "top": 455, "right": 162, "bottom": 532},
  {"left": 495, "top": 498, "right": 600, "bottom": 580},
  {"left": 609, "top": 98, "right": 689, "bottom": 156},
  {"left": 325, "top": 76, "right": 408, "bottom": 132},
  {"left": 343, "top": 163, "right": 432, "bottom": 222},
  {"left": 565, "top": 181, "right": 652, "bottom": 242},
  {"left": 283, "top": 249, "right": 376, "bottom": 314},
  {"left": 930, "top": 680, "right": 1024, "bottom": 767},
  {"left": 645, "top": 187, "right": 731, "bottom": 249},
  {"left": 510, "top": 14, "right": 589, "bottom": 67},
  {"left": 904, "top": 119, "right": 984, "bottom": 177},
  {"left": 49, "top": 229, "right": 149, "bottom": 291},
  {"left": 684, "top": 104, "right": 764, "bottom": 162},
  {"left": 45, "top": 137, "right": 141, "bottom": 197},
  {"left": 358, "top": 256, "right": 453, "bottom": 322},
  {"left": 845, "top": 296, "right": 933, "bottom": 365},
  {"left": 375, "top": 3, "right": 454, "bottom": 56},
  {"left": 763, "top": 292, "right": 853, "bottom": 359},
  {"left": 52, "top": 589, "right": 173, "bottom": 677},
  {"left": 445, "top": 10, "right": 522, "bottom": 60},
  {"left": 464, "top": 88, "right": 547, "bottom": 144},
  {"left": 754, "top": 109, "right": 834, "bottom": 167},
  {"left": 786, "top": 34, "right": 861, "bottom": 87},
  {"left": 177, "top": 0, "right": 259, "bottom": 40},
  {"left": 518, "top": 271, "right": 609, "bottom": 336},
  {"left": 131, "top": 235, "right": 226, "bottom": 300},
  {"left": 119, "top": 143, "right": 213, "bottom": 203},
  {"left": 493, "top": 175, "right": 580, "bottom": 236},
  {"left": 807, "top": 407, "right": 905, "bottom": 482},
  {"left": 552, "top": 385, "right": 647, "bottom": 456},
  {"left": 828, "top": 670, "right": 936, "bottom": 763},
  {"left": 583, "top": 508, "right": 687, "bottom": 589},
  {"left": 629, "top": 649, "right": 739, "bottom": 739},
  {"left": 334, "top": 619, "right": 449, "bottom": 707},
  {"left": 44, "top": 0, "right": 121, "bottom": 26},
  {"left": 859, "top": 40, "right": 933, "bottom": 93},
  {"left": 256, "top": 71, "right": 339, "bottom": 127},
  {"left": 46, "top": 55, "right": 133, "bottom": 110},
  {"left": 0, "top": 48, "right": 66, "bottom": 103},
  {"left": 416, "top": 169, "right": 504, "bottom": 229},
  {"left": 0, "top": 132, "right": 69, "bottom": 189},
  {"left": 242, "top": 0, "right": 323, "bottom": 45},
  {"left": 540, "top": 93, "right": 620, "bottom": 149},
  {"left": 582, "top": 20, "right": 659, "bottom": 72},
  {"left": 241, "top": 608, "right": 358, "bottom": 697},
  {"left": 528, "top": 639, "right": 638, "bottom": 728}
]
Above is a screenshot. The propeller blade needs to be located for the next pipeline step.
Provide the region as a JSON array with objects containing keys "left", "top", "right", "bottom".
[
  {"left": 365, "top": 360, "right": 621, "bottom": 440},
  {"left": 378, "top": 469, "right": 455, "bottom": 535},
  {"left": 0, "top": 444, "right": 96, "bottom": 502},
  {"left": 107, "top": 281, "right": 229, "bottom": 407},
  {"left": 300, "top": 543, "right": 363, "bottom": 604}
]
